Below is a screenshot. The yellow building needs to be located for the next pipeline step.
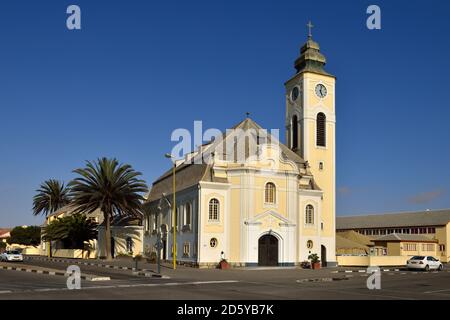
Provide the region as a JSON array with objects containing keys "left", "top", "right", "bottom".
[
  {"left": 144, "top": 33, "right": 337, "bottom": 267},
  {"left": 372, "top": 234, "right": 438, "bottom": 257},
  {"left": 337, "top": 209, "right": 450, "bottom": 262},
  {"left": 40, "top": 205, "right": 143, "bottom": 259}
]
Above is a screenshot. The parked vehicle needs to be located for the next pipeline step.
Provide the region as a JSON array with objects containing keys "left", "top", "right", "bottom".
[
  {"left": 0, "top": 250, "right": 24, "bottom": 262},
  {"left": 406, "top": 256, "right": 443, "bottom": 271}
]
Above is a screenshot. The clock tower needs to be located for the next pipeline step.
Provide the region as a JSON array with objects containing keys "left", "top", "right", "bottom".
[{"left": 285, "top": 23, "right": 336, "bottom": 262}]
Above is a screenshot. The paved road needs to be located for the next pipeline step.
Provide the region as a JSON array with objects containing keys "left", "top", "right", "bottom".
[{"left": 1, "top": 259, "right": 449, "bottom": 299}]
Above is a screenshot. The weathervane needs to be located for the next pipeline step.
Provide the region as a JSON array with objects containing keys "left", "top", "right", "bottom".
[{"left": 307, "top": 21, "right": 314, "bottom": 39}]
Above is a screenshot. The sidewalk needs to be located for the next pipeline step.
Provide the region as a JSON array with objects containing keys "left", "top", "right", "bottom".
[
  {"left": 24, "top": 255, "right": 170, "bottom": 278},
  {"left": 0, "top": 261, "right": 110, "bottom": 281}
]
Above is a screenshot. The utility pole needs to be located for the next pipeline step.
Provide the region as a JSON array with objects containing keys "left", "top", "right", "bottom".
[{"left": 165, "top": 153, "right": 177, "bottom": 270}]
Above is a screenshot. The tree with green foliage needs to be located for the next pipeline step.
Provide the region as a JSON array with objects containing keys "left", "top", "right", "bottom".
[
  {"left": 32, "top": 179, "right": 71, "bottom": 216},
  {"left": 7, "top": 226, "right": 41, "bottom": 246},
  {"left": 68, "top": 158, "right": 147, "bottom": 260},
  {"left": 42, "top": 213, "right": 98, "bottom": 250}
]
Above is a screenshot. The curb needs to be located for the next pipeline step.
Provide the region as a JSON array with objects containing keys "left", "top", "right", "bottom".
[
  {"left": 297, "top": 277, "right": 350, "bottom": 283},
  {"left": 24, "top": 256, "right": 170, "bottom": 279},
  {"left": 332, "top": 268, "right": 402, "bottom": 273},
  {"left": 132, "top": 271, "right": 171, "bottom": 279},
  {"left": 0, "top": 264, "right": 110, "bottom": 281},
  {"left": 25, "top": 256, "right": 150, "bottom": 273}
]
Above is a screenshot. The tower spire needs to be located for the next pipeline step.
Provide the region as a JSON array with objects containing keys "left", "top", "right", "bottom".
[{"left": 293, "top": 21, "right": 331, "bottom": 75}]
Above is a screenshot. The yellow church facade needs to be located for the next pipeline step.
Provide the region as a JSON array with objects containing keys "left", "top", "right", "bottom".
[{"left": 143, "top": 34, "right": 337, "bottom": 267}]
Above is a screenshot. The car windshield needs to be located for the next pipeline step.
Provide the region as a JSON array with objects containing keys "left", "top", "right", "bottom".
[
  {"left": 7, "top": 250, "right": 20, "bottom": 255},
  {"left": 410, "top": 256, "right": 425, "bottom": 260}
]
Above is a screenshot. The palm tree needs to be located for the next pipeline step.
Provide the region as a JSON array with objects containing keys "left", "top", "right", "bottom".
[
  {"left": 32, "top": 179, "right": 71, "bottom": 216},
  {"left": 68, "top": 157, "right": 147, "bottom": 260}
]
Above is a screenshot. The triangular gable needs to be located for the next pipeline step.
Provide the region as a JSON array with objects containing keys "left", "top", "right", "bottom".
[{"left": 245, "top": 210, "right": 295, "bottom": 227}]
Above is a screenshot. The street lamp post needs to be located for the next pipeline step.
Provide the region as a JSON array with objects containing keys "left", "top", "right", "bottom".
[
  {"left": 155, "top": 208, "right": 161, "bottom": 275},
  {"left": 165, "top": 153, "right": 177, "bottom": 270}
]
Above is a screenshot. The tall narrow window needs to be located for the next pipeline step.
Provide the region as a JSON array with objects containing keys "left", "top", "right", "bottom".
[
  {"left": 151, "top": 215, "right": 156, "bottom": 232},
  {"left": 209, "top": 198, "right": 220, "bottom": 221},
  {"left": 176, "top": 207, "right": 181, "bottom": 231},
  {"left": 316, "top": 113, "right": 326, "bottom": 147},
  {"left": 126, "top": 237, "right": 133, "bottom": 253},
  {"left": 305, "top": 205, "right": 314, "bottom": 224},
  {"left": 292, "top": 115, "right": 298, "bottom": 150},
  {"left": 265, "top": 182, "right": 276, "bottom": 204},
  {"left": 185, "top": 202, "right": 192, "bottom": 226}
]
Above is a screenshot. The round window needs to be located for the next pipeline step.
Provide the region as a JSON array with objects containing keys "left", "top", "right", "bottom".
[
  {"left": 210, "top": 238, "right": 218, "bottom": 248},
  {"left": 307, "top": 240, "right": 313, "bottom": 249}
]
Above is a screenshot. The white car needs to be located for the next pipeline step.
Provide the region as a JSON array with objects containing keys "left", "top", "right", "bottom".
[
  {"left": 407, "top": 256, "right": 443, "bottom": 271},
  {"left": 0, "top": 250, "right": 24, "bottom": 262}
]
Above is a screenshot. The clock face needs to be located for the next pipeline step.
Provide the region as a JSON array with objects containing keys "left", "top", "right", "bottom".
[
  {"left": 315, "top": 84, "right": 327, "bottom": 98},
  {"left": 291, "top": 86, "right": 300, "bottom": 102}
]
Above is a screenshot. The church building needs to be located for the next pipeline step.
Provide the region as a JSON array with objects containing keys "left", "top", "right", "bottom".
[{"left": 143, "top": 31, "right": 337, "bottom": 267}]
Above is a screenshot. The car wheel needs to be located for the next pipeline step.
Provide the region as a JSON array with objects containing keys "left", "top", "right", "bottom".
[
  {"left": 438, "top": 264, "right": 443, "bottom": 271},
  {"left": 424, "top": 265, "right": 430, "bottom": 271}
]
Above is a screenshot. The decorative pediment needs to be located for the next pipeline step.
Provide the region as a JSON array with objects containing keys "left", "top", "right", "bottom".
[{"left": 245, "top": 210, "right": 296, "bottom": 227}]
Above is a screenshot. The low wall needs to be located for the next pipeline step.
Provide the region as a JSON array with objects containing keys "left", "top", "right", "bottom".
[
  {"left": 337, "top": 255, "right": 412, "bottom": 267},
  {"left": 51, "top": 249, "right": 97, "bottom": 259},
  {"left": 21, "top": 247, "right": 41, "bottom": 255}
]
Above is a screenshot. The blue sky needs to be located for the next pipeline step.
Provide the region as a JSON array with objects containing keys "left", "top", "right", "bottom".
[{"left": 0, "top": 0, "right": 449, "bottom": 227}]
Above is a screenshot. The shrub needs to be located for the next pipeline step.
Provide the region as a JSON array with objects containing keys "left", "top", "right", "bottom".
[
  {"left": 308, "top": 253, "right": 320, "bottom": 264},
  {"left": 7, "top": 226, "right": 41, "bottom": 246}
]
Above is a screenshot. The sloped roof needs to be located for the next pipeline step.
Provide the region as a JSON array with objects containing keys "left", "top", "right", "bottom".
[
  {"left": 337, "top": 230, "right": 374, "bottom": 246},
  {"left": 230, "top": 118, "right": 307, "bottom": 167},
  {"left": 0, "top": 229, "right": 11, "bottom": 238},
  {"left": 373, "top": 233, "right": 437, "bottom": 243},
  {"left": 337, "top": 209, "right": 450, "bottom": 229},
  {"left": 336, "top": 234, "right": 369, "bottom": 251},
  {"left": 147, "top": 163, "right": 213, "bottom": 203},
  {"left": 146, "top": 117, "right": 318, "bottom": 204},
  {"left": 46, "top": 205, "right": 74, "bottom": 218}
]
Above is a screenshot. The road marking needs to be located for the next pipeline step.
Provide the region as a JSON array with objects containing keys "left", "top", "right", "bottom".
[
  {"left": 33, "top": 288, "right": 63, "bottom": 292},
  {"left": 0, "top": 280, "right": 240, "bottom": 295},
  {"left": 89, "top": 277, "right": 111, "bottom": 281},
  {"left": 424, "top": 289, "right": 450, "bottom": 294}
]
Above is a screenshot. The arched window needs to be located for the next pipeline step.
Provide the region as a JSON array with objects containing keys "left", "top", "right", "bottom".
[
  {"left": 185, "top": 202, "right": 192, "bottom": 226},
  {"left": 292, "top": 115, "right": 298, "bottom": 150},
  {"left": 265, "top": 182, "right": 276, "bottom": 204},
  {"left": 208, "top": 198, "right": 220, "bottom": 221},
  {"left": 316, "top": 113, "right": 326, "bottom": 147},
  {"left": 306, "top": 205, "right": 314, "bottom": 224}
]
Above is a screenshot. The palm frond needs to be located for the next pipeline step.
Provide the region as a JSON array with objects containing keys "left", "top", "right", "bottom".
[{"left": 32, "top": 179, "right": 71, "bottom": 216}]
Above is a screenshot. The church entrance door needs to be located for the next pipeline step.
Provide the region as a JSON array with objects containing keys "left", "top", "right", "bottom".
[
  {"left": 321, "top": 245, "right": 327, "bottom": 267},
  {"left": 258, "top": 235, "right": 278, "bottom": 266}
]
